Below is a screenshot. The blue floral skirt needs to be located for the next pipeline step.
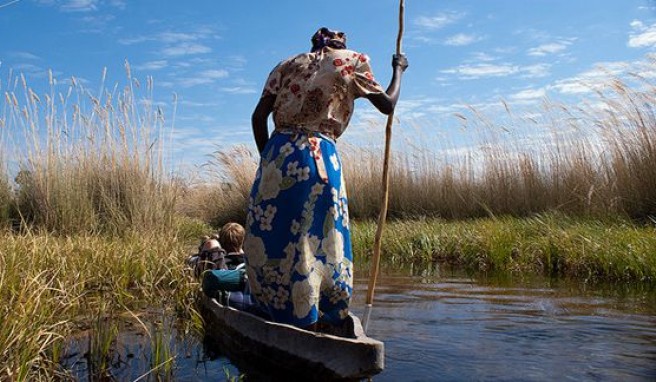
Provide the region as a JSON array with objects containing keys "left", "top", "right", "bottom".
[{"left": 244, "top": 131, "right": 353, "bottom": 328}]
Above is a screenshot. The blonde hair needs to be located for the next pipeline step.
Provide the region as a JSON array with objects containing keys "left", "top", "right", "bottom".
[{"left": 219, "top": 222, "right": 245, "bottom": 253}]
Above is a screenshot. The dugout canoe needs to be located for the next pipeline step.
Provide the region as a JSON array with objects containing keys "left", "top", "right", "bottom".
[{"left": 198, "top": 293, "right": 384, "bottom": 380}]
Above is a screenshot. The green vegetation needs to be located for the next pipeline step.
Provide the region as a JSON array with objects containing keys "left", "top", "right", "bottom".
[
  {"left": 351, "top": 214, "right": 656, "bottom": 282},
  {"left": 0, "top": 232, "right": 201, "bottom": 380},
  {"left": 1, "top": 59, "right": 656, "bottom": 379}
]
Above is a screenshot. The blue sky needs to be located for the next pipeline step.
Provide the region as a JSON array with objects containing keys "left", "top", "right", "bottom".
[{"left": 1, "top": 0, "right": 656, "bottom": 169}]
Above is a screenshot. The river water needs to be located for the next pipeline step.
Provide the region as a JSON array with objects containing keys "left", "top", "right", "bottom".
[
  {"left": 65, "top": 264, "right": 656, "bottom": 381},
  {"left": 349, "top": 265, "right": 656, "bottom": 381}
]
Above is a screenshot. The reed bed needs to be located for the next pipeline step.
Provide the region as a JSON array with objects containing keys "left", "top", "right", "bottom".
[
  {"left": 0, "top": 231, "right": 199, "bottom": 380},
  {"left": 176, "top": 145, "right": 258, "bottom": 228},
  {"left": 1, "top": 65, "right": 178, "bottom": 235},
  {"left": 0, "top": 65, "right": 206, "bottom": 379},
  {"left": 2, "top": 58, "right": 655, "bottom": 230},
  {"left": 0, "top": 167, "right": 9, "bottom": 227},
  {"left": 193, "top": 58, "right": 656, "bottom": 225},
  {"left": 344, "top": 66, "right": 656, "bottom": 221}
]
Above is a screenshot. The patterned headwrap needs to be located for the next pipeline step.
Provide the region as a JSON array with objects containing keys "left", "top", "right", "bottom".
[{"left": 311, "top": 27, "right": 347, "bottom": 52}]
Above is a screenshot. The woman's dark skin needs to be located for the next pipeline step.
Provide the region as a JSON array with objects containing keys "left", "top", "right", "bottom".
[{"left": 252, "top": 54, "right": 409, "bottom": 154}]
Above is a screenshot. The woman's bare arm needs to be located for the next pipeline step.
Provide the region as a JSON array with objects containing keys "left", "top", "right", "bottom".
[
  {"left": 365, "top": 54, "right": 408, "bottom": 115},
  {"left": 251, "top": 94, "right": 276, "bottom": 154}
]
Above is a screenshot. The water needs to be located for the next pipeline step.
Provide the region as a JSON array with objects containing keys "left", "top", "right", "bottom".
[
  {"left": 65, "top": 264, "right": 656, "bottom": 381},
  {"left": 62, "top": 316, "right": 242, "bottom": 381},
  {"left": 350, "top": 265, "right": 656, "bottom": 381}
]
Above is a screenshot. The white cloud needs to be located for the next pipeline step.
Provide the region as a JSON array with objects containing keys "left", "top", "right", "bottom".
[
  {"left": 200, "top": 69, "right": 229, "bottom": 79},
  {"left": 521, "top": 64, "right": 551, "bottom": 78},
  {"left": 410, "top": 35, "right": 439, "bottom": 45},
  {"left": 135, "top": 60, "right": 168, "bottom": 71},
  {"left": 628, "top": 20, "right": 656, "bottom": 48},
  {"left": 158, "top": 32, "right": 204, "bottom": 44},
  {"left": 579, "top": 62, "right": 626, "bottom": 78},
  {"left": 119, "top": 29, "right": 219, "bottom": 60},
  {"left": 179, "top": 100, "right": 222, "bottom": 108},
  {"left": 13, "top": 63, "right": 45, "bottom": 76},
  {"left": 120, "top": 31, "right": 215, "bottom": 46},
  {"left": 469, "top": 52, "right": 497, "bottom": 62},
  {"left": 176, "top": 78, "right": 213, "bottom": 88},
  {"left": 415, "top": 11, "right": 465, "bottom": 30},
  {"left": 225, "top": 55, "right": 248, "bottom": 68},
  {"left": 444, "top": 33, "right": 480, "bottom": 46},
  {"left": 544, "top": 60, "right": 634, "bottom": 96},
  {"left": 35, "top": 0, "right": 125, "bottom": 12},
  {"left": 176, "top": 69, "right": 228, "bottom": 88},
  {"left": 176, "top": 114, "right": 216, "bottom": 124},
  {"left": 528, "top": 42, "right": 568, "bottom": 57},
  {"left": 219, "top": 87, "right": 257, "bottom": 94},
  {"left": 162, "top": 43, "right": 212, "bottom": 57},
  {"left": 510, "top": 88, "right": 546, "bottom": 101},
  {"left": 442, "top": 61, "right": 550, "bottom": 80},
  {"left": 549, "top": 78, "right": 594, "bottom": 95},
  {"left": 32, "top": 0, "right": 126, "bottom": 33},
  {"left": 442, "top": 63, "right": 519, "bottom": 79},
  {"left": 108, "top": 0, "right": 126, "bottom": 10},
  {"left": 155, "top": 80, "right": 175, "bottom": 89},
  {"left": 385, "top": 96, "right": 446, "bottom": 118},
  {"left": 79, "top": 13, "right": 115, "bottom": 31},
  {"left": 10, "top": 51, "right": 41, "bottom": 60},
  {"left": 60, "top": 0, "right": 99, "bottom": 12},
  {"left": 118, "top": 35, "right": 149, "bottom": 45},
  {"left": 512, "top": 27, "right": 551, "bottom": 42}
]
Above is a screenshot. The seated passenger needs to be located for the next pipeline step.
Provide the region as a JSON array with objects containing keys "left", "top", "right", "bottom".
[
  {"left": 218, "top": 222, "right": 246, "bottom": 270},
  {"left": 195, "top": 235, "right": 225, "bottom": 277}
]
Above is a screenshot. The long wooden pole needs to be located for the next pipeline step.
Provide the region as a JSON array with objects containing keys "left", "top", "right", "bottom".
[{"left": 366, "top": 0, "right": 405, "bottom": 306}]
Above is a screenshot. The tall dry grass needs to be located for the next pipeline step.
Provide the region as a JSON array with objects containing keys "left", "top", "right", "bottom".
[
  {"left": 192, "top": 58, "right": 656, "bottom": 224},
  {"left": 0, "top": 168, "right": 10, "bottom": 226},
  {"left": 2, "top": 58, "right": 654, "bottom": 230},
  {"left": 0, "top": 102, "right": 11, "bottom": 226},
  {"left": 1, "top": 64, "right": 178, "bottom": 235},
  {"left": 1, "top": 57, "right": 654, "bottom": 231},
  {"left": 341, "top": 63, "right": 656, "bottom": 221},
  {"left": 176, "top": 145, "right": 257, "bottom": 227},
  {"left": 0, "top": 64, "right": 210, "bottom": 380}
]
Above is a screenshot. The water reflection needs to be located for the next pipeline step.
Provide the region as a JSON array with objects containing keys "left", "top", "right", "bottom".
[
  {"left": 351, "top": 263, "right": 656, "bottom": 381},
  {"left": 62, "top": 312, "right": 240, "bottom": 381},
  {"left": 64, "top": 263, "right": 656, "bottom": 381}
]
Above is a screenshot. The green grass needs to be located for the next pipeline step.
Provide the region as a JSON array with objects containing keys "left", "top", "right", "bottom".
[
  {"left": 352, "top": 213, "right": 656, "bottom": 282},
  {"left": 0, "top": 230, "right": 203, "bottom": 380}
]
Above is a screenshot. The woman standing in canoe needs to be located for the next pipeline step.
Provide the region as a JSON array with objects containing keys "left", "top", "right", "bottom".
[{"left": 244, "top": 27, "right": 408, "bottom": 329}]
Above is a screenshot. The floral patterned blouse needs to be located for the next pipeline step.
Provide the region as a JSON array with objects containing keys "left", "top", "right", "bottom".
[{"left": 262, "top": 47, "right": 385, "bottom": 139}]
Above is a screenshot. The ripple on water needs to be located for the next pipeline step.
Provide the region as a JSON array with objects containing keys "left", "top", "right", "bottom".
[{"left": 351, "top": 269, "right": 656, "bottom": 381}]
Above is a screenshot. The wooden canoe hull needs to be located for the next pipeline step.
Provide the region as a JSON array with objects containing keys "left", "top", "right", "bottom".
[{"left": 199, "top": 294, "right": 384, "bottom": 380}]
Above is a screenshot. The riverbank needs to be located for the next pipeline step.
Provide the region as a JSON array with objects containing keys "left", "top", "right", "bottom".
[
  {"left": 1, "top": 214, "right": 655, "bottom": 379},
  {"left": 351, "top": 214, "right": 656, "bottom": 282}
]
